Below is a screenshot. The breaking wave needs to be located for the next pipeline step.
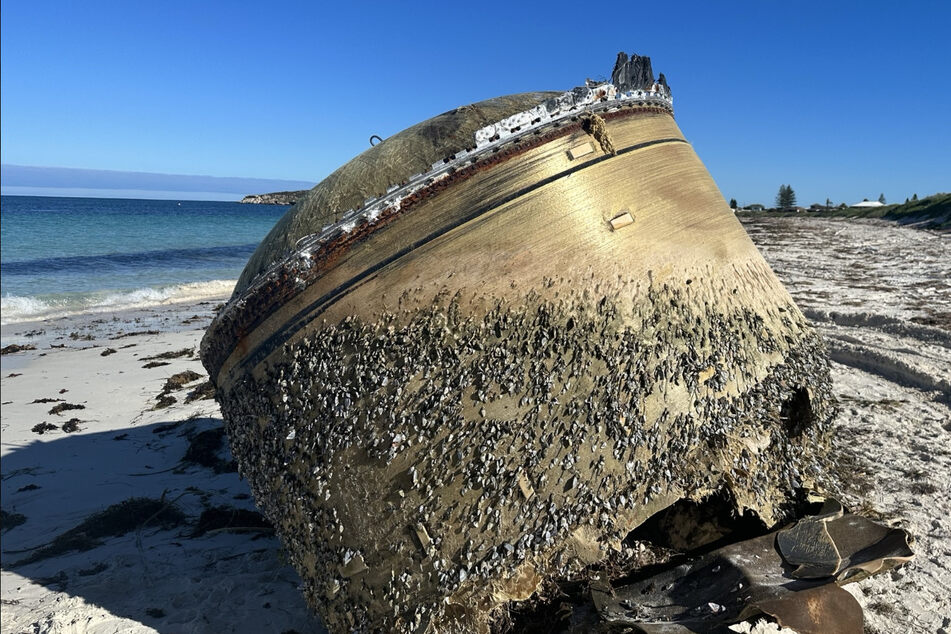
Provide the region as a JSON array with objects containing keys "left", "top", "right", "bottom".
[{"left": 1, "top": 280, "right": 235, "bottom": 325}]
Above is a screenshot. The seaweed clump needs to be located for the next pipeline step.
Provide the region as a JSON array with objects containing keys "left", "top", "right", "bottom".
[
  {"left": 161, "top": 370, "right": 202, "bottom": 393},
  {"left": 1, "top": 509, "right": 27, "bottom": 532},
  {"left": 13, "top": 497, "right": 186, "bottom": 565},
  {"left": 48, "top": 402, "right": 85, "bottom": 415},
  {"left": 180, "top": 427, "right": 237, "bottom": 474},
  {"left": 191, "top": 505, "right": 273, "bottom": 537}
]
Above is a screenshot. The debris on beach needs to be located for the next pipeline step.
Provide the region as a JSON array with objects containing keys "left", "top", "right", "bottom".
[
  {"left": 160, "top": 370, "right": 202, "bottom": 393},
  {"left": 48, "top": 402, "right": 85, "bottom": 416},
  {"left": 587, "top": 500, "right": 913, "bottom": 632},
  {"left": 1, "top": 509, "right": 28, "bottom": 532},
  {"left": 11, "top": 496, "right": 187, "bottom": 566},
  {"left": 1, "top": 344, "right": 36, "bottom": 355},
  {"left": 191, "top": 505, "right": 272, "bottom": 537},
  {"left": 180, "top": 426, "right": 236, "bottom": 474},
  {"left": 108, "top": 329, "right": 160, "bottom": 339},
  {"left": 30, "top": 422, "right": 58, "bottom": 434},
  {"left": 153, "top": 395, "right": 177, "bottom": 410},
  {"left": 198, "top": 52, "right": 916, "bottom": 632},
  {"left": 152, "top": 370, "right": 204, "bottom": 410},
  {"left": 142, "top": 347, "right": 194, "bottom": 361},
  {"left": 184, "top": 380, "right": 216, "bottom": 403}
]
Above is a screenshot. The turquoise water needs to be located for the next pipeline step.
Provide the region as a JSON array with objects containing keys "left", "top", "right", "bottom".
[{"left": 0, "top": 195, "right": 289, "bottom": 323}]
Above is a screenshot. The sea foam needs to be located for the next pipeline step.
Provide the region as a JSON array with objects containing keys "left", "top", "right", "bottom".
[{"left": 1, "top": 280, "right": 236, "bottom": 325}]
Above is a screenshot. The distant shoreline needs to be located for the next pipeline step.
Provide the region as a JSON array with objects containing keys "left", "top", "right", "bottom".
[
  {"left": 239, "top": 190, "right": 308, "bottom": 205},
  {"left": 735, "top": 192, "right": 949, "bottom": 231}
]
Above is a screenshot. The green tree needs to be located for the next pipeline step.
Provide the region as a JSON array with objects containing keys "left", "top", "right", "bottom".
[
  {"left": 912, "top": 193, "right": 918, "bottom": 201},
  {"left": 878, "top": 193, "right": 886, "bottom": 204},
  {"left": 775, "top": 184, "right": 796, "bottom": 209},
  {"left": 729, "top": 198, "right": 737, "bottom": 209}
]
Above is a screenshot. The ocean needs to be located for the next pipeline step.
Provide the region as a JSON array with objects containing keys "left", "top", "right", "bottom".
[{"left": 0, "top": 195, "right": 290, "bottom": 324}]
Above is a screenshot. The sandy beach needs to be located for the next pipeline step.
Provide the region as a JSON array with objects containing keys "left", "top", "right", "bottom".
[
  {"left": 1, "top": 298, "right": 324, "bottom": 633},
  {"left": 2, "top": 216, "right": 949, "bottom": 633}
]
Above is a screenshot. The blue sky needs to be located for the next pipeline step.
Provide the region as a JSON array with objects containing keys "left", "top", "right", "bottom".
[{"left": 1, "top": 0, "right": 948, "bottom": 204}]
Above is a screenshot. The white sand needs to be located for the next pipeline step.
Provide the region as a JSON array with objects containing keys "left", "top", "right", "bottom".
[
  {"left": 1, "top": 299, "right": 324, "bottom": 633},
  {"left": 740, "top": 216, "right": 951, "bottom": 633},
  {"left": 1, "top": 217, "right": 948, "bottom": 633}
]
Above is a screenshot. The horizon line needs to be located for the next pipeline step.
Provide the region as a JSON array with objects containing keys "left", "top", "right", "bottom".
[{"left": 0, "top": 164, "right": 313, "bottom": 196}]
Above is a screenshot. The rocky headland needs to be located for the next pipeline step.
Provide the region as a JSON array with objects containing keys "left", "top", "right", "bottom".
[{"left": 239, "top": 190, "right": 309, "bottom": 205}]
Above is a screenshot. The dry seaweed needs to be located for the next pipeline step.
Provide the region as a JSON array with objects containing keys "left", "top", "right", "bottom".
[
  {"left": 77, "top": 562, "right": 108, "bottom": 576},
  {"left": 161, "top": 370, "right": 202, "bottom": 393},
  {"left": 13, "top": 496, "right": 187, "bottom": 565},
  {"left": 31, "top": 422, "right": 58, "bottom": 434},
  {"left": 100, "top": 348, "right": 117, "bottom": 357},
  {"left": 1, "top": 344, "right": 36, "bottom": 355},
  {"left": 191, "top": 505, "right": 272, "bottom": 537},
  {"left": 48, "top": 402, "right": 85, "bottom": 416},
  {"left": 109, "top": 329, "right": 160, "bottom": 339},
  {"left": 184, "top": 380, "right": 216, "bottom": 403},
  {"left": 142, "top": 348, "right": 193, "bottom": 361},
  {"left": 180, "top": 428, "right": 237, "bottom": 474},
  {"left": 142, "top": 361, "right": 171, "bottom": 369},
  {"left": 61, "top": 419, "right": 82, "bottom": 433},
  {"left": 1, "top": 509, "right": 27, "bottom": 532},
  {"left": 153, "top": 395, "right": 177, "bottom": 410}
]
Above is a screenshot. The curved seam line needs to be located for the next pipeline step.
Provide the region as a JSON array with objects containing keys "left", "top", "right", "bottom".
[{"left": 230, "top": 137, "right": 688, "bottom": 376}]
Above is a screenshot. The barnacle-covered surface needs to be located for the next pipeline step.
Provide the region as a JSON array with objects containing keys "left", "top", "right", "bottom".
[
  {"left": 220, "top": 280, "right": 833, "bottom": 632},
  {"left": 203, "top": 61, "right": 835, "bottom": 633}
]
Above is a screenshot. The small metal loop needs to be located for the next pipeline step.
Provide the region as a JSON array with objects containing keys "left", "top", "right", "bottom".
[{"left": 369, "top": 135, "right": 383, "bottom": 146}]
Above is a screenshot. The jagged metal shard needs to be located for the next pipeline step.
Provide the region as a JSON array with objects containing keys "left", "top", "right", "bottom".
[
  {"left": 201, "top": 53, "right": 836, "bottom": 632},
  {"left": 591, "top": 505, "right": 913, "bottom": 633}
]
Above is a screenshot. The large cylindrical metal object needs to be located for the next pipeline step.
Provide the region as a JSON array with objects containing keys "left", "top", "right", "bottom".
[{"left": 202, "top": 74, "right": 833, "bottom": 633}]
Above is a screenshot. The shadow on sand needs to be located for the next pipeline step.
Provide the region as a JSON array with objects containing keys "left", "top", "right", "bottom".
[{"left": 1, "top": 416, "right": 325, "bottom": 633}]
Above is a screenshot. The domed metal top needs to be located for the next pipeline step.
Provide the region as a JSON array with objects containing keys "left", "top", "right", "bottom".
[{"left": 235, "top": 92, "right": 559, "bottom": 293}]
